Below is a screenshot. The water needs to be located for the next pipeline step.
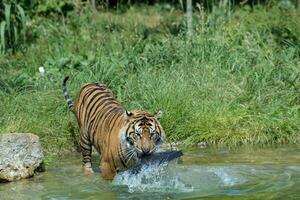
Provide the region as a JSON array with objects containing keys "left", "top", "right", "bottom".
[{"left": 0, "top": 145, "right": 299, "bottom": 200}]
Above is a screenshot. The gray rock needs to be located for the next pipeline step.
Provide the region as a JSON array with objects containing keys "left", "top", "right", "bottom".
[{"left": 0, "top": 133, "right": 44, "bottom": 182}]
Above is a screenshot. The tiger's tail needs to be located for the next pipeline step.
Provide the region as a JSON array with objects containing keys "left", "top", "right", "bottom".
[{"left": 63, "top": 76, "right": 75, "bottom": 113}]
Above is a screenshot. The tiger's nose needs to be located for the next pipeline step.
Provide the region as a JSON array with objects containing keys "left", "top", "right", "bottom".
[{"left": 142, "top": 148, "right": 151, "bottom": 156}]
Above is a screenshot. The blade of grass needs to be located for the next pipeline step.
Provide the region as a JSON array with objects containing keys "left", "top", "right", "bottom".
[
  {"left": 0, "top": 21, "right": 6, "bottom": 54},
  {"left": 4, "top": 4, "right": 11, "bottom": 42}
]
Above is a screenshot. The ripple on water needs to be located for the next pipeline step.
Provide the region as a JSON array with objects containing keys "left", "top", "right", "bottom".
[{"left": 113, "top": 161, "right": 299, "bottom": 198}]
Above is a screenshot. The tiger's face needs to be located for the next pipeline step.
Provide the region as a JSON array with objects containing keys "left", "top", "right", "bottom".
[{"left": 123, "top": 110, "right": 164, "bottom": 159}]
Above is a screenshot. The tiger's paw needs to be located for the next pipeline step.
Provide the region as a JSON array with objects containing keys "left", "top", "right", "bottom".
[{"left": 83, "top": 163, "right": 94, "bottom": 175}]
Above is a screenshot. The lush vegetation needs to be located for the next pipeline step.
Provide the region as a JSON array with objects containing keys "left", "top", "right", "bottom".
[{"left": 0, "top": 1, "right": 299, "bottom": 157}]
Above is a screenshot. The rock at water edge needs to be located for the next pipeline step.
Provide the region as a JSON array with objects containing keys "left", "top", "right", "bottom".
[{"left": 0, "top": 133, "right": 44, "bottom": 182}]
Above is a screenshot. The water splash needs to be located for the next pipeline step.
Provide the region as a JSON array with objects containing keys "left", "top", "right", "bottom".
[{"left": 113, "top": 161, "right": 193, "bottom": 193}]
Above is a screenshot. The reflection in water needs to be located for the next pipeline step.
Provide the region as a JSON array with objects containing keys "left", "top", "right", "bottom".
[{"left": 0, "top": 145, "right": 299, "bottom": 200}]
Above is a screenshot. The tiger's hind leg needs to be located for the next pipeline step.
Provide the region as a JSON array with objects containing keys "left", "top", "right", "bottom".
[{"left": 79, "top": 130, "right": 94, "bottom": 175}]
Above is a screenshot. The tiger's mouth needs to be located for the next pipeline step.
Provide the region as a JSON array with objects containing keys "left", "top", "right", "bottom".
[
  {"left": 138, "top": 149, "right": 156, "bottom": 159},
  {"left": 136, "top": 151, "right": 151, "bottom": 159},
  {"left": 142, "top": 151, "right": 153, "bottom": 158},
  {"left": 138, "top": 153, "right": 149, "bottom": 159}
]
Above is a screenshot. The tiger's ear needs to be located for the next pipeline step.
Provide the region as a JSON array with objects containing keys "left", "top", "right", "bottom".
[
  {"left": 154, "top": 110, "right": 163, "bottom": 120},
  {"left": 124, "top": 110, "right": 133, "bottom": 120},
  {"left": 126, "top": 110, "right": 133, "bottom": 116}
]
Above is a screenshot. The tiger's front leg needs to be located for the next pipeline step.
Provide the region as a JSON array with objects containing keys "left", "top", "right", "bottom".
[{"left": 100, "top": 160, "right": 116, "bottom": 180}]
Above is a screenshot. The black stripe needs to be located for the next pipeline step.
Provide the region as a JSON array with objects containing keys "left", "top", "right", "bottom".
[
  {"left": 91, "top": 111, "right": 104, "bottom": 143},
  {"left": 125, "top": 122, "right": 133, "bottom": 138},
  {"left": 80, "top": 88, "right": 106, "bottom": 119},
  {"left": 87, "top": 118, "right": 96, "bottom": 139},
  {"left": 118, "top": 144, "right": 127, "bottom": 168},
  {"left": 80, "top": 135, "right": 90, "bottom": 144},
  {"left": 105, "top": 107, "right": 121, "bottom": 124},
  {"left": 105, "top": 108, "right": 121, "bottom": 146},
  {"left": 84, "top": 96, "right": 115, "bottom": 129},
  {"left": 86, "top": 99, "right": 118, "bottom": 135},
  {"left": 156, "top": 121, "right": 162, "bottom": 135},
  {"left": 78, "top": 85, "right": 107, "bottom": 123},
  {"left": 91, "top": 104, "right": 118, "bottom": 138},
  {"left": 110, "top": 150, "right": 117, "bottom": 171},
  {"left": 86, "top": 96, "right": 116, "bottom": 121},
  {"left": 85, "top": 91, "right": 111, "bottom": 110},
  {"left": 94, "top": 103, "right": 119, "bottom": 129},
  {"left": 78, "top": 87, "right": 99, "bottom": 121},
  {"left": 88, "top": 98, "right": 119, "bottom": 123},
  {"left": 80, "top": 144, "right": 91, "bottom": 151},
  {"left": 107, "top": 110, "right": 122, "bottom": 134},
  {"left": 105, "top": 109, "right": 122, "bottom": 155},
  {"left": 85, "top": 98, "right": 118, "bottom": 134}
]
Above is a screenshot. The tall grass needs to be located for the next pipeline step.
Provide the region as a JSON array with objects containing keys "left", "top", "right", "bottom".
[
  {"left": 0, "top": 2, "right": 29, "bottom": 54},
  {"left": 0, "top": 3, "right": 299, "bottom": 156}
]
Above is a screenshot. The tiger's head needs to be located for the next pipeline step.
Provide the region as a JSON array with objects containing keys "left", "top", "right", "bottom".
[{"left": 122, "top": 110, "right": 165, "bottom": 159}]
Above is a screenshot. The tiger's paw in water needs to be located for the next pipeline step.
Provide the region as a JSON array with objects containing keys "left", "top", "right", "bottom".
[{"left": 83, "top": 163, "right": 94, "bottom": 175}]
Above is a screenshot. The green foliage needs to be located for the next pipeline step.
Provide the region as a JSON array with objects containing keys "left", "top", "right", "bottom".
[
  {"left": 0, "top": 2, "right": 29, "bottom": 54},
  {"left": 33, "top": 0, "right": 75, "bottom": 16},
  {"left": 0, "top": 3, "right": 299, "bottom": 156},
  {"left": 5, "top": 0, "right": 76, "bottom": 16}
]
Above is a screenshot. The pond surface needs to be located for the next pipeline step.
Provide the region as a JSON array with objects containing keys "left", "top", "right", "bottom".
[{"left": 0, "top": 145, "right": 299, "bottom": 200}]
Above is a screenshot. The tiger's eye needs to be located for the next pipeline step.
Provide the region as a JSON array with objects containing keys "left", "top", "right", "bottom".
[
  {"left": 156, "top": 136, "right": 161, "bottom": 143},
  {"left": 126, "top": 137, "right": 134, "bottom": 145},
  {"left": 134, "top": 132, "right": 141, "bottom": 138},
  {"left": 152, "top": 133, "right": 160, "bottom": 142},
  {"left": 156, "top": 135, "right": 161, "bottom": 141}
]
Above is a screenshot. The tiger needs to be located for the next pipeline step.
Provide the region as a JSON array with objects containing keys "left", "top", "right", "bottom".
[{"left": 62, "top": 77, "right": 165, "bottom": 180}]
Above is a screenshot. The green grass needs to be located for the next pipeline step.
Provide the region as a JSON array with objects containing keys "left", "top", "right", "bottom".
[{"left": 0, "top": 4, "right": 299, "bottom": 157}]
